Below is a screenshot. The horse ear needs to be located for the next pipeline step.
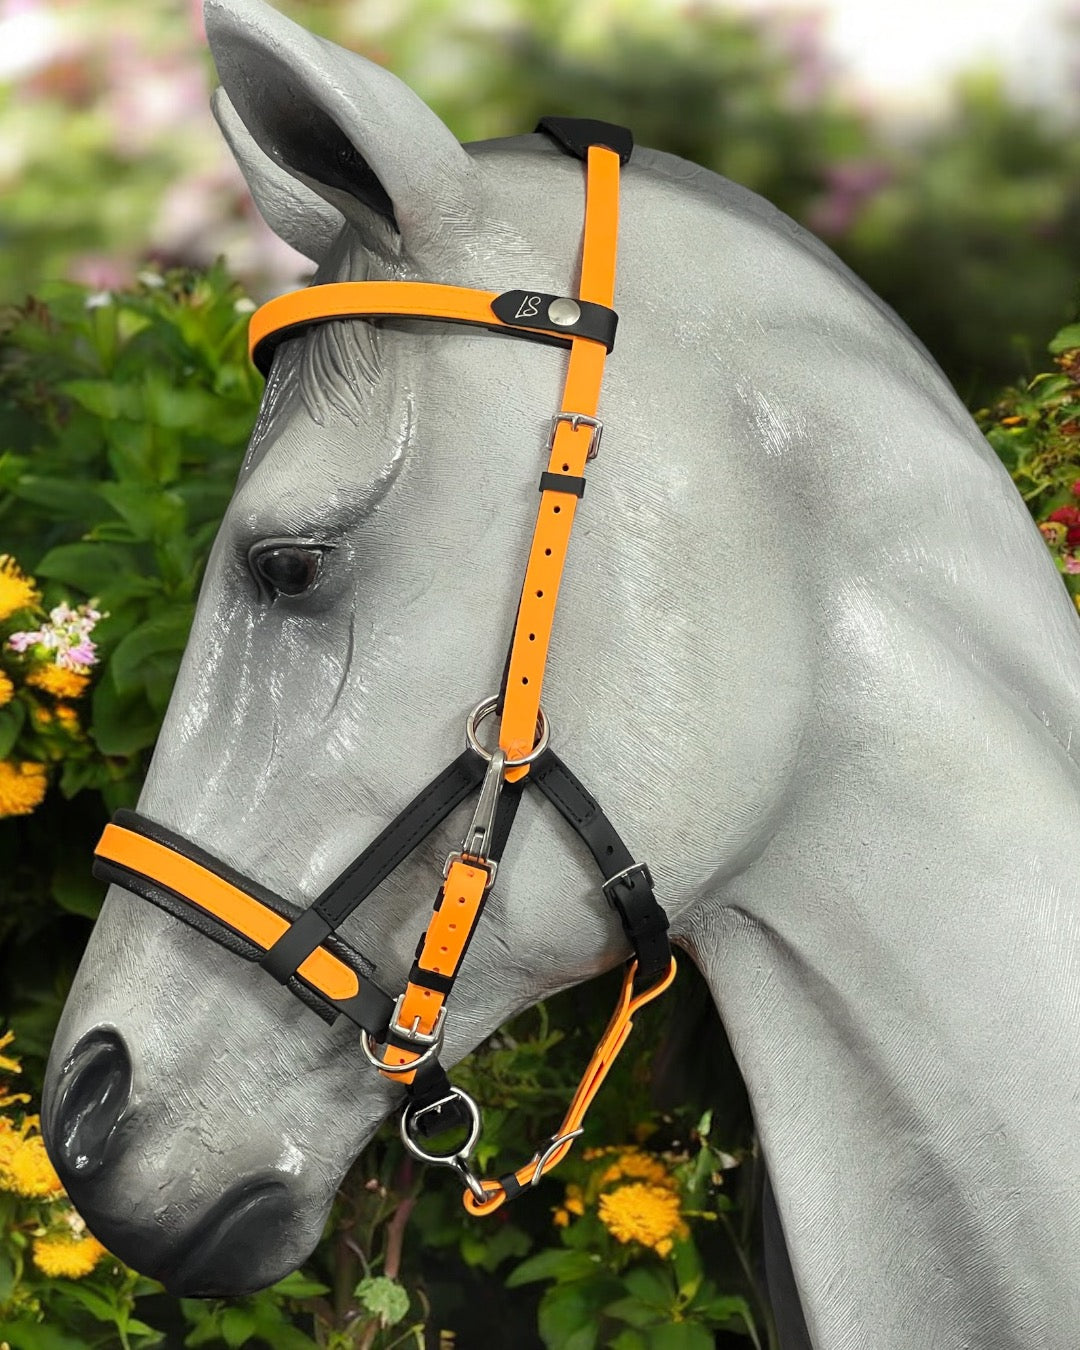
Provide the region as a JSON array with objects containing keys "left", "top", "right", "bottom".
[
  {"left": 203, "top": 0, "right": 479, "bottom": 257},
  {"left": 211, "top": 87, "right": 345, "bottom": 265}
]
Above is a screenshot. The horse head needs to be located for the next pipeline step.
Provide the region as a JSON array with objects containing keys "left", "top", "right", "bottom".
[{"left": 41, "top": 0, "right": 1080, "bottom": 1343}]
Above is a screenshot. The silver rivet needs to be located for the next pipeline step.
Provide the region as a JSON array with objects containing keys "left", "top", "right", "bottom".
[{"left": 547, "top": 297, "right": 581, "bottom": 328}]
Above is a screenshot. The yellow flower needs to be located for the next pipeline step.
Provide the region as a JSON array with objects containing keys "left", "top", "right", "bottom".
[
  {"left": 26, "top": 666, "right": 89, "bottom": 699},
  {"left": 0, "top": 1121, "right": 64, "bottom": 1199},
  {"left": 598, "top": 1183, "right": 688, "bottom": 1258},
  {"left": 552, "top": 1207, "right": 570, "bottom": 1228},
  {"left": 564, "top": 1183, "right": 585, "bottom": 1216},
  {"left": 598, "top": 1148, "right": 675, "bottom": 1191},
  {"left": 32, "top": 1231, "right": 107, "bottom": 1279},
  {"left": 0, "top": 557, "right": 38, "bottom": 623},
  {"left": 0, "top": 761, "right": 47, "bottom": 817},
  {"left": 0, "top": 672, "right": 13, "bottom": 709},
  {"left": 54, "top": 703, "right": 79, "bottom": 731},
  {"left": 0, "top": 1030, "right": 21, "bottom": 1075}
]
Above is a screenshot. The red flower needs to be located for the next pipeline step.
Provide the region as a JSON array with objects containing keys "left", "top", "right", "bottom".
[
  {"left": 1071, "top": 479, "right": 1080, "bottom": 497},
  {"left": 1047, "top": 506, "right": 1080, "bottom": 526}
]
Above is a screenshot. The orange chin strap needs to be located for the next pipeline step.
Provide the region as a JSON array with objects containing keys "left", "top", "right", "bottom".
[{"left": 96, "top": 117, "right": 675, "bottom": 1215}]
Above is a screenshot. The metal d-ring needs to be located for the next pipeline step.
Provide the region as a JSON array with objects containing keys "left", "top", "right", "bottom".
[
  {"left": 465, "top": 695, "right": 550, "bottom": 768},
  {"left": 399, "top": 1087, "right": 488, "bottom": 1203}
]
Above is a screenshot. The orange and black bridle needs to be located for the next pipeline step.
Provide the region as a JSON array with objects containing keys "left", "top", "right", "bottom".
[{"left": 93, "top": 117, "right": 675, "bottom": 1214}]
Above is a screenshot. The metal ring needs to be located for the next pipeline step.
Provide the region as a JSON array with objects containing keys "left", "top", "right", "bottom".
[
  {"left": 465, "top": 695, "right": 550, "bottom": 768},
  {"left": 360, "top": 1027, "right": 444, "bottom": 1076},
  {"left": 399, "top": 1087, "right": 482, "bottom": 1164}
]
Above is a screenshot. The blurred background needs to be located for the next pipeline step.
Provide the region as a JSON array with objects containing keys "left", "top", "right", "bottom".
[{"left": 1, "top": 0, "right": 1079, "bottom": 406}]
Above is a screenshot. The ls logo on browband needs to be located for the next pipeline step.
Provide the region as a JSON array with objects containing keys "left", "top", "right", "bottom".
[{"left": 94, "top": 116, "right": 674, "bottom": 1217}]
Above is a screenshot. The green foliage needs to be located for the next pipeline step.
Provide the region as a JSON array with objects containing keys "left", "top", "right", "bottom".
[{"left": 976, "top": 323, "right": 1080, "bottom": 605}]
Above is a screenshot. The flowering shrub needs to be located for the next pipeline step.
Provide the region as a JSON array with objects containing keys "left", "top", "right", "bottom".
[
  {"left": 978, "top": 321, "right": 1080, "bottom": 603},
  {"left": 507, "top": 1117, "right": 767, "bottom": 1350},
  {"left": 0, "top": 1030, "right": 162, "bottom": 1349},
  {"left": 0, "top": 556, "right": 105, "bottom": 820}
]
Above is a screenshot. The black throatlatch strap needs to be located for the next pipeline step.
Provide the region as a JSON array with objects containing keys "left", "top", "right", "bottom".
[{"left": 531, "top": 749, "right": 671, "bottom": 993}]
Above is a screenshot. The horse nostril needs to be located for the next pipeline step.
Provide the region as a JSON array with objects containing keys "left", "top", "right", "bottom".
[{"left": 45, "top": 1029, "right": 132, "bottom": 1180}]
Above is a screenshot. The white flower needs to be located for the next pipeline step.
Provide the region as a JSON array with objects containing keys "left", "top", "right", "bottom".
[{"left": 84, "top": 291, "right": 112, "bottom": 309}]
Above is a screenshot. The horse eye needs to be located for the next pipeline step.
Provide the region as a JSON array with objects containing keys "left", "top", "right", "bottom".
[{"left": 251, "top": 545, "right": 323, "bottom": 598}]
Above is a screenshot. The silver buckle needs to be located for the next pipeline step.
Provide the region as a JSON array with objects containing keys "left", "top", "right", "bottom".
[
  {"left": 547, "top": 412, "right": 603, "bottom": 461},
  {"left": 359, "top": 995, "right": 446, "bottom": 1075},
  {"left": 602, "top": 861, "right": 653, "bottom": 906}
]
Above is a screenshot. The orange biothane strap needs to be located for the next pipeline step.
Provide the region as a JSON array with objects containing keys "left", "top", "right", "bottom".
[
  {"left": 499, "top": 144, "right": 621, "bottom": 780},
  {"left": 462, "top": 955, "right": 677, "bottom": 1216},
  {"left": 377, "top": 857, "right": 489, "bottom": 1087},
  {"left": 94, "top": 824, "right": 360, "bottom": 1003},
  {"left": 248, "top": 282, "right": 605, "bottom": 377}
]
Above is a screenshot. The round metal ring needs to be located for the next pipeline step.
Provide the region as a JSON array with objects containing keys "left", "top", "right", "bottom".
[
  {"left": 465, "top": 695, "right": 550, "bottom": 768},
  {"left": 360, "top": 1028, "right": 443, "bottom": 1076},
  {"left": 399, "top": 1087, "right": 482, "bottom": 1164}
]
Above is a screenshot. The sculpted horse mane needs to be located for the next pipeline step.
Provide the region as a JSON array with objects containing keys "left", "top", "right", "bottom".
[{"left": 41, "top": 0, "right": 1080, "bottom": 1345}]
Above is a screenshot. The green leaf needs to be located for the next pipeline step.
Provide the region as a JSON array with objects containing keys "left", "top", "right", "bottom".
[
  {"left": 35, "top": 542, "right": 141, "bottom": 599},
  {"left": 506, "top": 1247, "right": 599, "bottom": 1287},
  {"left": 220, "top": 1306, "right": 258, "bottom": 1348},
  {"left": 1048, "top": 324, "right": 1080, "bottom": 354},
  {"left": 271, "top": 1270, "right": 332, "bottom": 1299},
  {"left": 59, "top": 377, "right": 145, "bottom": 420},
  {"left": 0, "top": 1319, "right": 89, "bottom": 1350},
  {"left": 623, "top": 1266, "right": 675, "bottom": 1311},
  {"left": 12, "top": 475, "right": 109, "bottom": 522},
  {"left": 604, "top": 1295, "right": 661, "bottom": 1329},
  {"left": 693, "top": 1292, "right": 757, "bottom": 1329},
  {"left": 643, "top": 1322, "right": 716, "bottom": 1350},
  {"left": 609, "top": 1333, "right": 649, "bottom": 1350},
  {"left": 52, "top": 858, "right": 105, "bottom": 918},
  {"left": 0, "top": 700, "right": 26, "bottom": 758},
  {"left": 354, "top": 1274, "right": 410, "bottom": 1328},
  {"left": 107, "top": 606, "right": 192, "bottom": 697},
  {"left": 672, "top": 1239, "right": 702, "bottom": 1302},
  {"left": 537, "top": 1283, "right": 602, "bottom": 1350},
  {"left": 0, "top": 1250, "right": 14, "bottom": 1304},
  {"left": 90, "top": 674, "right": 159, "bottom": 755}
]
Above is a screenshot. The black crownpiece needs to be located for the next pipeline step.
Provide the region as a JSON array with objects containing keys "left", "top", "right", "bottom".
[{"left": 535, "top": 116, "right": 634, "bottom": 165}]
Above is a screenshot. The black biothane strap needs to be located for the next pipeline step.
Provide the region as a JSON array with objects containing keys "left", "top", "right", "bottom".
[
  {"left": 536, "top": 116, "right": 634, "bottom": 166},
  {"left": 489, "top": 291, "right": 617, "bottom": 352},
  {"left": 531, "top": 750, "right": 670, "bottom": 993},
  {"left": 259, "top": 750, "right": 485, "bottom": 980}
]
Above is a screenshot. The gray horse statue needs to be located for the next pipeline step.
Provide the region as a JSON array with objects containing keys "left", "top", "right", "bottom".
[{"left": 40, "top": 0, "right": 1080, "bottom": 1345}]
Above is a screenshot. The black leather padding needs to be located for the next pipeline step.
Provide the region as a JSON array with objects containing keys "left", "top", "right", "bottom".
[{"left": 95, "top": 812, "right": 382, "bottom": 1026}]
